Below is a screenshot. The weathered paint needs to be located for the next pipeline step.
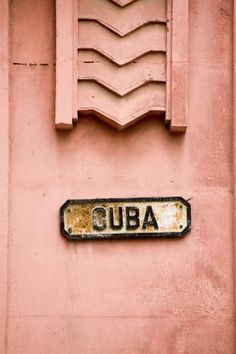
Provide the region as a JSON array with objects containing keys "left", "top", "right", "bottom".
[
  {"left": 0, "top": 0, "right": 235, "bottom": 353},
  {"left": 60, "top": 197, "right": 191, "bottom": 240}
]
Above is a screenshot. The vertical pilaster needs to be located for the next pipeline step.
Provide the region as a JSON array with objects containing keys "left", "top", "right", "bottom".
[
  {"left": 166, "top": 0, "right": 189, "bottom": 132},
  {"left": 0, "top": 0, "right": 9, "bottom": 353},
  {"left": 55, "top": 0, "right": 77, "bottom": 129}
]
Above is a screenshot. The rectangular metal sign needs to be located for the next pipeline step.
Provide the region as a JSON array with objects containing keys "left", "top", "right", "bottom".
[{"left": 60, "top": 197, "right": 191, "bottom": 240}]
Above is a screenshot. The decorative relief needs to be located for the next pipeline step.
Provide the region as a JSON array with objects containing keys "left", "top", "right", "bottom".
[{"left": 56, "top": 0, "right": 188, "bottom": 131}]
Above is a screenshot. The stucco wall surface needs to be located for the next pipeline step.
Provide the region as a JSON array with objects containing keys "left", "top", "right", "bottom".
[{"left": 0, "top": 0, "right": 235, "bottom": 353}]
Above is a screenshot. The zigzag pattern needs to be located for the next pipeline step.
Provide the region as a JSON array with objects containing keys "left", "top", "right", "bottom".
[
  {"left": 109, "top": 0, "right": 138, "bottom": 6},
  {"left": 77, "top": 82, "right": 165, "bottom": 129},
  {"left": 78, "top": 51, "right": 166, "bottom": 96},
  {"left": 78, "top": 22, "right": 166, "bottom": 66},
  {"left": 79, "top": 0, "right": 166, "bottom": 36},
  {"left": 77, "top": 0, "right": 167, "bottom": 129}
]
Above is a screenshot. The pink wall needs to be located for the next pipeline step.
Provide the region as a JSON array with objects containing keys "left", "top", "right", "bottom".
[{"left": 0, "top": 0, "right": 235, "bottom": 353}]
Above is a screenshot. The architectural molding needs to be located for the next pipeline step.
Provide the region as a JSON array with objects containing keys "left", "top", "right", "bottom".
[{"left": 55, "top": 0, "right": 189, "bottom": 131}]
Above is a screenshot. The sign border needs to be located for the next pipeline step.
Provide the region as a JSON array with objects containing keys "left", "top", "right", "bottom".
[{"left": 60, "top": 196, "right": 191, "bottom": 241}]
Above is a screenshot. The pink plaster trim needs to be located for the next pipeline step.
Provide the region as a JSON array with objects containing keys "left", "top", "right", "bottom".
[
  {"left": 0, "top": 0, "right": 9, "bottom": 352},
  {"left": 78, "top": 0, "right": 166, "bottom": 37},
  {"left": 55, "top": 0, "right": 189, "bottom": 131},
  {"left": 55, "top": 0, "right": 77, "bottom": 129},
  {"left": 109, "top": 0, "right": 138, "bottom": 7},
  {"left": 166, "top": 0, "right": 189, "bottom": 132}
]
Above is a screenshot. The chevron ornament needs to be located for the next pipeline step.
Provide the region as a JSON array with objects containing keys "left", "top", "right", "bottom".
[{"left": 56, "top": 0, "right": 189, "bottom": 131}]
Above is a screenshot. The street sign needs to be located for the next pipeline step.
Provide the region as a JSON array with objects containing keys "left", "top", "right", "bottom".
[{"left": 60, "top": 197, "right": 191, "bottom": 240}]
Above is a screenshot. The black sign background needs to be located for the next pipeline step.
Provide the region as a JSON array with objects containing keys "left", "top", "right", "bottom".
[{"left": 60, "top": 197, "right": 191, "bottom": 241}]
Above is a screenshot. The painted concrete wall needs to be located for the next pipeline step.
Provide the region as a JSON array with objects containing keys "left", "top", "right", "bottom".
[{"left": 0, "top": 0, "right": 235, "bottom": 353}]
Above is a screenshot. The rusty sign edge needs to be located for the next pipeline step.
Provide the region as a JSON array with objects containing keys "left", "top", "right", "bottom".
[{"left": 59, "top": 196, "right": 191, "bottom": 241}]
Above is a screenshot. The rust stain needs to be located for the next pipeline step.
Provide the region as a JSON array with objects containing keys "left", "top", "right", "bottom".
[{"left": 62, "top": 198, "right": 190, "bottom": 238}]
